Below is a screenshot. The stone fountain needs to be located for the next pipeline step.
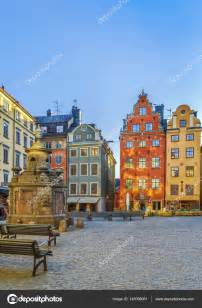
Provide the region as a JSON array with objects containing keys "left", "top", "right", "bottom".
[{"left": 8, "top": 128, "right": 66, "bottom": 227}]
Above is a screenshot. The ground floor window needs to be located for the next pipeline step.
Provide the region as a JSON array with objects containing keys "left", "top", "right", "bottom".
[
  {"left": 152, "top": 201, "right": 161, "bottom": 210},
  {"left": 70, "top": 183, "right": 77, "bottom": 195}
]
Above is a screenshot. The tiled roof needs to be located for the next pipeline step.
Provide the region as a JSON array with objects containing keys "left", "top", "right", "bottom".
[{"left": 35, "top": 114, "right": 72, "bottom": 124}]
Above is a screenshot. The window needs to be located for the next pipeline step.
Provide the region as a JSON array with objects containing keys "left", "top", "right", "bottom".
[
  {"left": 56, "top": 125, "right": 63, "bottom": 133},
  {"left": 152, "top": 157, "right": 160, "bottom": 168},
  {"left": 139, "top": 141, "right": 146, "bottom": 147},
  {"left": 80, "top": 148, "right": 88, "bottom": 157},
  {"left": 70, "top": 183, "right": 77, "bottom": 195},
  {"left": 23, "top": 154, "right": 27, "bottom": 169},
  {"left": 3, "top": 170, "right": 9, "bottom": 185},
  {"left": 91, "top": 147, "right": 99, "bottom": 156},
  {"left": 152, "top": 139, "right": 160, "bottom": 147},
  {"left": 138, "top": 179, "right": 146, "bottom": 190},
  {"left": 70, "top": 164, "right": 77, "bottom": 176},
  {"left": 186, "top": 134, "right": 194, "bottom": 141},
  {"left": 139, "top": 158, "right": 146, "bottom": 168},
  {"left": 87, "top": 134, "right": 92, "bottom": 140},
  {"left": 125, "top": 158, "right": 133, "bottom": 168},
  {"left": 180, "top": 120, "right": 186, "bottom": 127},
  {"left": 80, "top": 183, "right": 87, "bottom": 195},
  {"left": 55, "top": 155, "right": 62, "bottom": 165},
  {"left": 152, "top": 179, "right": 160, "bottom": 189},
  {"left": 185, "top": 184, "right": 194, "bottom": 195},
  {"left": 56, "top": 143, "right": 62, "bottom": 149},
  {"left": 16, "top": 129, "right": 21, "bottom": 145},
  {"left": 15, "top": 151, "right": 21, "bottom": 168},
  {"left": 24, "top": 134, "right": 28, "bottom": 148},
  {"left": 132, "top": 124, "right": 140, "bottom": 132},
  {"left": 23, "top": 118, "right": 28, "bottom": 127},
  {"left": 171, "top": 185, "right": 179, "bottom": 195},
  {"left": 186, "top": 147, "right": 194, "bottom": 158},
  {"left": 91, "top": 183, "right": 98, "bottom": 195},
  {"left": 171, "top": 167, "right": 179, "bottom": 177},
  {"left": 30, "top": 137, "right": 34, "bottom": 147},
  {"left": 3, "top": 146, "right": 9, "bottom": 164},
  {"left": 16, "top": 110, "right": 21, "bottom": 122},
  {"left": 145, "top": 122, "right": 153, "bottom": 132},
  {"left": 139, "top": 107, "right": 146, "bottom": 116},
  {"left": 171, "top": 148, "right": 179, "bottom": 159},
  {"left": 70, "top": 149, "right": 77, "bottom": 157},
  {"left": 46, "top": 142, "right": 52, "bottom": 149},
  {"left": 3, "top": 120, "right": 9, "bottom": 138},
  {"left": 171, "top": 135, "right": 179, "bottom": 142},
  {"left": 75, "top": 134, "right": 81, "bottom": 141},
  {"left": 3, "top": 99, "right": 9, "bottom": 112},
  {"left": 91, "top": 164, "right": 98, "bottom": 175},
  {"left": 186, "top": 166, "right": 194, "bottom": 177},
  {"left": 125, "top": 179, "right": 133, "bottom": 190},
  {"left": 41, "top": 126, "right": 47, "bottom": 133},
  {"left": 80, "top": 164, "right": 88, "bottom": 176},
  {"left": 30, "top": 123, "right": 33, "bottom": 132},
  {"left": 126, "top": 141, "right": 133, "bottom": 148}
]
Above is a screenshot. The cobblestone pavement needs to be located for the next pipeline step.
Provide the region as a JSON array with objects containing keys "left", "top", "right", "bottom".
[{"left": 1, "top": 217, "right": 202, "bottom": 290}]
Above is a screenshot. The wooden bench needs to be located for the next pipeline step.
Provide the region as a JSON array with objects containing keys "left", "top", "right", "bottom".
[
  {"left": 0, "top": 224, "right": 60, "bottom": 247},
  {"left": 0, "top": 239, "right": 52, "bottom": 276}
]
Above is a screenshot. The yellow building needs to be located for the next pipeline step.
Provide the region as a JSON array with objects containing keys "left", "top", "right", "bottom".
[
  {"left": 166, "top": 104, "right": 202, "bottom": 210},
  {"left": 0, "top": 86, "right": 35, "bottom": 196}
]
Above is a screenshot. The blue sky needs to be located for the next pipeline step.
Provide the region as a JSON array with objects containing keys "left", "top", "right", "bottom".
[{"left": 1, "top": 0, "right": 202, "bottom": 176}]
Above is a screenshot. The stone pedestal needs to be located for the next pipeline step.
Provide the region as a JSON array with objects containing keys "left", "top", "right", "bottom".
[{"left": 8, "top": 131, "right": 66, "bottom": 228}]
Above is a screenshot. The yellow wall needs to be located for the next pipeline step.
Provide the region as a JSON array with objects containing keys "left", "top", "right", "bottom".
[
  {"left": 166, "top": 104, "right": 201, "bottom": 208},
  {"left": 0, "top": 88, "right": 35, "bottom": 186}
]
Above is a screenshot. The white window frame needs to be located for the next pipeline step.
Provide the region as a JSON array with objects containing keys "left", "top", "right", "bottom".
[
  {"left": 80, "top": 147, "right": 88, "bottom": 157},
  {"left": 80, "top": 163, "right": 88, "bottom": 176},
  {"left": 152, "top": 157, "right": 160, "bottom": 168},
  {"left": 69, "top": 183, "right": 77, "bottom": 195},
  {"left": 80, "top": 182, "right": 88, "bottom": 195},
  {"left": 90, "top": 182, "right": 99, "bottom": 196},
  {"left": 90, "top": 163, "right": 99, "bottom": 176},
  {"left": 70, "top": 148, "right": 77, "bottom": 157},
  {"left": 91, "top": 147, "right": 99, "bottom": 156},
  {"left": 69, "top": 164, "right": 78, "bottom": 176},
  {"left": 152, "top": 178, "right": 160, "bottom": 189}
]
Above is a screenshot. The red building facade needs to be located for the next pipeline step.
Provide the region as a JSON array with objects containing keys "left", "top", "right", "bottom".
[{"left": 120, "top": 91, "right": 166, "bottom": 211}]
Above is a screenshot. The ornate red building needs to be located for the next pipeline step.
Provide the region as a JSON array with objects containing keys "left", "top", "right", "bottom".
[{"left": 120, "top": 91, "right": 166, "bottom": 211}]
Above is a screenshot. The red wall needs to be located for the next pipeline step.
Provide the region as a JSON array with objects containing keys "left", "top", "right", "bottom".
[{"left": 120, "top": 94, "right": 166, "bottom": 210}]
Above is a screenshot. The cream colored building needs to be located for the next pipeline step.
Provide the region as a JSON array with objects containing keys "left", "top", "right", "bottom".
[
  {"left": 166, "top": 104, "right": 202, "bottom": 210},
  {"left": 0, "top": 86, "right": 35, "bottom": 193}
]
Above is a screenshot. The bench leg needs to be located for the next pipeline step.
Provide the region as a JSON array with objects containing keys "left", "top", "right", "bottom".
[
  {"left": 32, "top": 256, "right": 47, "bottom": 276},
  {"left": 54, "top": 236, "right": 56, "bottom": 246}
]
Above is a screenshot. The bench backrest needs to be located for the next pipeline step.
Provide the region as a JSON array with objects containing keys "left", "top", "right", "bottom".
[
  {"left": 0, "top": 239, "right": 39, "bottom": 256},
  {"left": 6, "top": 224, "right": 52, "bottom": 236}
]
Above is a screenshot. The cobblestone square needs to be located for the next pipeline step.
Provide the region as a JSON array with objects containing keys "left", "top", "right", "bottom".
[{"left": 0, "top": 217, "right": 202, "bottom": 290}]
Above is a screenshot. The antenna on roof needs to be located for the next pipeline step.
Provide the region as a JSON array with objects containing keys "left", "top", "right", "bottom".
[
  {"left": 167, "top": 108, "right": 172, "bottom": 118},
  {"left": 52, "top": 100, "right": 62, "bottom": 115}
]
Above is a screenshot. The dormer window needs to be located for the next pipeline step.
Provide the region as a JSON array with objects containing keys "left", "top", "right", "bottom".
[
  {"left": 75, "top": 134, "right": 81, "bottom": 141},
  {"left": 56, "top": 125, "right": 63, "bottom": 133},
  {"left": 41, "top": 126, "right": 47, "bottom": 133},
  {"left": 87, "top": 134, "right": 92, "bottom": 140}
]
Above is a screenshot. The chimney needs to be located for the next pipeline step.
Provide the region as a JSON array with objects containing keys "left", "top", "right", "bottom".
[
  {"left": 72, "top": 105, "right": 82, "bottom": 126},
  {"left": 47, "top": 109, "right": 51, "bottom": 116}
]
